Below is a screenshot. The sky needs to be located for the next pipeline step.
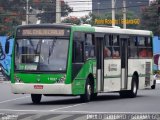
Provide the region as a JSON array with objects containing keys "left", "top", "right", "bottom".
[{"left": 64, "top": 0, "right": 92, "bottom": 17}]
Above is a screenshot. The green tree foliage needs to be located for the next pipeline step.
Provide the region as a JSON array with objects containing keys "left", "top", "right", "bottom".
[
  {"left": 0, "top": 0, "right": 26, "bottom": 35},
  {"left": 139, "top": 1, "right": 160, "bottom": 35},
  {"left": 32, "top": 0, "right": 73, "bottom": 23},
  {"left": 62, "top": 16, "right": 81, "bottom": 25},
  {"left": 0, "top": 0, "right": 72, "bottom": 35},
  {"left": 62, "top": 11, "right": 139, "bottom": 29},
  {"left": 62, "top": 13, "right": 92, "bottom": 25}
]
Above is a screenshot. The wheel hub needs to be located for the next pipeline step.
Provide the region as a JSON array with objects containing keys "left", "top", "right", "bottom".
[
  {"left": 133, "top": 81, "right": 137, "bottom": 94},
  {"left": 87, "top": 84, "right": 91, "bottom": 96}
]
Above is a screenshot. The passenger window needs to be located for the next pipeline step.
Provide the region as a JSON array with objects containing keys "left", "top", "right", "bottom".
[
  {"left": 73, "top": 32, "right": 84, "bottom": 63},
  {"left": 137, "top": 37, "right": 153, "bottom": 58},
  {"left": 73, "top": 41, "right": 84, "bottom": 63},
  {"left": 146, "top": 37, "right": 153, "bottom": 57},
  {"left": 138, "top": 47, "right": 147, "bottom": 58},
  {"left": 128, "top": 36, "right": 138, "bottom": 58},
  {"left": 112, "top": 35, "right": 120, "bottom": 58},
  {"left": 138, "top": 36, "right": 145, "bottom": 46},
  {"left": 104, "top": 35, "right": 112, "bottom": 58},
  {"left": 145, "top": 37, "right": 152, "bottom": 46},
  {"left": 85, "top": 34, "right": 95, "bottom": 59},
  {"left": 104, "top": 35, "right": 120, "bottom": 58}
]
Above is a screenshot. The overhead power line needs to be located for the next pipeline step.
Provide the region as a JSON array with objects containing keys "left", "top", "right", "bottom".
[{"left": 0, "top": 3, "right": 153, "bottom": 16}]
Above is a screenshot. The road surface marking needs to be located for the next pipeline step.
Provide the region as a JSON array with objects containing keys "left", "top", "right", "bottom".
[
  {"left": 0, "top": 103, "right": 86, "bottom": 112},
  {"left": 50, "top": 103, "right": 86, "bottom": 111},
  {"left": 0, "top": 96, "right": 29, "bottom": 104},
  {"left": 0, "top": 109, "right": 48, "bottom": 112}
]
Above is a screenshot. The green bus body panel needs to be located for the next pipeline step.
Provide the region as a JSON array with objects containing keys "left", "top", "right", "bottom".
[
  {"left": 14, "top": 73, "right": 65, "bottom": 84},
  {"left": 68, "top": 26, "right": 96, "bottom": 95},
  {"left": 65, "top": 25, "right": 95, "bottom": 85},
  {"left": 72, "top": 60, "right": 96, "bottom": 95}
]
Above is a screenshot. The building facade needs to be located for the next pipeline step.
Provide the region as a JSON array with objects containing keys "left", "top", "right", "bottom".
[{"left": 92, "top": 0, "right": 149, "bottom": 15}]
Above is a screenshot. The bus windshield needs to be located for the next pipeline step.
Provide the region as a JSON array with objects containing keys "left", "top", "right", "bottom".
[{"left": 15, "top": 38, "right": 69, "bottom": 72}]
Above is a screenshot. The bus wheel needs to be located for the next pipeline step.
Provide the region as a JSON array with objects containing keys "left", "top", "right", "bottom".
[
  {"left": 120, "top": 75, "right": 138, "bottom": 98},
  {"left": 91, "top": 93, "right": 97, "bottom": 100},
  {"left": 119, "top": 90, "right": 128, "bottom": 98},
  {"left": 80, "top": 79, "right": 92, "bottom": 102},
  {"left": 31, "top": 94, "right": 42, "bottom": 104},
  {"left": 128, "top": 75, "right": 138, "bottom": 98}
]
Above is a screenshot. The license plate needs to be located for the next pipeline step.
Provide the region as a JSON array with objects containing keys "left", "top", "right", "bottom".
[{"left": 34, "top": 85, "right": 43, "bottom": 89}]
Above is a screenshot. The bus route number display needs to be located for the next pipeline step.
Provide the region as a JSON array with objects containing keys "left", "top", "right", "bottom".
[
  {"left": 17, "top": 28, "right": 69, "bottom": 36},
  {"left": 23, "top": 29, "right": 64, "bottom": 36}
]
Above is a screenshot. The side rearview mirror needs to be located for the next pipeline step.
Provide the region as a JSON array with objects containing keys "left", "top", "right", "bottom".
[{"left": 5, "top": 35, "right": 14, "bottom": 54}]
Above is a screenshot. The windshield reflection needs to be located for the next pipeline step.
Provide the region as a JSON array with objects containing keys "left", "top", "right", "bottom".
[{"left": 15, "top": 38, "right": 69, "bottom": 71}]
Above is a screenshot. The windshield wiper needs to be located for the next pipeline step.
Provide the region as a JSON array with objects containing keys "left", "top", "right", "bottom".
[
  {"left": 36, "top": 40, "right": 42, "bottom": 54},
  {"left": 48, "top": 39, "right": 56, "bottom": 64}
]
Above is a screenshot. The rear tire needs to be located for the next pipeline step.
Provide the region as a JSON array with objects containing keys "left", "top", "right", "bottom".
[
  {"left": 120, "top": 75, "right": 138, "bottom": 98},
  {"left": 31, "top": 94, "right": 42, "bottom": 104},
  {"left": 119, "top": 91, "right": 129, "bottom": 98},
  {"left": 80, "top": 78, "right": 92, "bottom": 102},
  {"left": 128, "top": 77, "right": 138, "bottom": 98}
]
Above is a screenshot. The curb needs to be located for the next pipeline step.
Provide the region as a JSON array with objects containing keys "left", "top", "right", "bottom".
[{"left": 0, "top": 80, "right": 10, "bottom": 84}]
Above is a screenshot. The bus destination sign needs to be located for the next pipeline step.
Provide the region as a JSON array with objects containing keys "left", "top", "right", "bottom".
[{"left": 17, "top": 28, "right": 70, "bottom": 37}]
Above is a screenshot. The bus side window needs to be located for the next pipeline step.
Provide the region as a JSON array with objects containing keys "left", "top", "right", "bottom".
[
  {"left": 73, "top": 32, "right": 84, "bottom": 63},
  {"left": 73, "top": 41, "right": 84, "bottom": 63},
  {"left": 146, "top": 37, "right": 153, "bottom": 57},
  {"left": 137, "top": 36, "right": 148, "bottom": 58},
  {"left": 128, "top": 36, "right": 138, "bottom": 58},
  {"left": 112, "top": 35, "right": 120, "bottom": 58},
  {"left": 85, "top": 34, "right": 95, "bottom": 59},
  {"left": 104, "top": 35, "right": 112, "bottom": 58}
]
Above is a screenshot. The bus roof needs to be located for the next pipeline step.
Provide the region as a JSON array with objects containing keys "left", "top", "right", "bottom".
[
  {"left": 95, "top": 27, "right": 152, "bottom": 36},
  {"left": 16, "top": 24, "right": 153, "bottom": 36},
  {"left": 72, "top": 25, "right": 152, "bottom": 36}
]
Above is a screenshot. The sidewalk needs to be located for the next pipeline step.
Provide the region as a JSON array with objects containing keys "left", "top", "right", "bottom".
[{"left": 0, "top": 80, "right": 10, "bottom": 84}]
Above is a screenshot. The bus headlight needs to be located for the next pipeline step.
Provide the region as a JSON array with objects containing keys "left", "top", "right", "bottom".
[
  {"left": 14, "top": 75, "right": 23, "bottom": 83},
  {"left": 57, "top": 75, "right": 66, "bottom": 83}
]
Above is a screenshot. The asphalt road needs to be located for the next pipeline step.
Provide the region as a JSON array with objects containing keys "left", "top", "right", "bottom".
[{"left": 0, "top": 82, "right": 160, "bottom": 120}]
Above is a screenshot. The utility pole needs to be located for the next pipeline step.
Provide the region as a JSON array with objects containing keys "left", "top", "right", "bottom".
[
  {"left": 56, "top": 0, "right": 61, "bottom": 23},
  {"left": 26, "top": 0, "right": 29, "bottom": 24},
  {"left": 97, "top": 2, "right": 100, "bottom": 16},
  {"left": 112, "top": 0, "right": 116, "bottom": 26},
  {"left": 123, "top": 0, "right": 126, "bottom": 29}
]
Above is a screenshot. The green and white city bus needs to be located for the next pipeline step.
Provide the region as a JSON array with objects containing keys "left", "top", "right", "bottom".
[{"left": 9, "top": 24, "right": 155, "bottom": 103}]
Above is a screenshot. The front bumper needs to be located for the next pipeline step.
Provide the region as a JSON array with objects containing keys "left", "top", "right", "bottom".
[{"left": 11, "top": 83, "right": 72, "bottom": 94}]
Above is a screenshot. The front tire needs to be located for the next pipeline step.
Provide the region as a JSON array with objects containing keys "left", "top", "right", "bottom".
[
  {"left": 91, "top": 93, "right": 97, "bottom": 100},
  {"left": 31, "top": 94, "right": 42, "bottom": 104},
  {"left": 80, "top": 79, "right": 92, "bottom": 102}
]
